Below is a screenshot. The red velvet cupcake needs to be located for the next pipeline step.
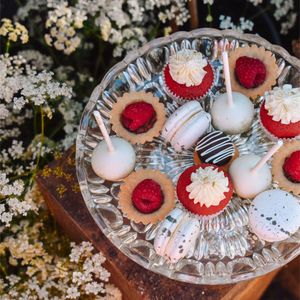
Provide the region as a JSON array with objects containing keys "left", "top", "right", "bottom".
[
  {"left": 163, "top": 49, "right": 214, "bottom": 103},
  {"left": 259, "top": 85, "right": 300, "bottom": 140},
  {"left": 176, "top": 164, "right": 233, "bottom": 218}
]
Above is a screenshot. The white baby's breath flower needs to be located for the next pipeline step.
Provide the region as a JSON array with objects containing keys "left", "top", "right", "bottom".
[
  {"left": 0, "top": 19, "right": 29, "bottom": 44},
  {"left": 44, "top": 2, "right": 86, "bottom": 55},
  {"left": 66, "top": 286, "right": 80, "bottom": 299},
  {"left": 219, "top": 15, "right": 254, "bottom": 33}
]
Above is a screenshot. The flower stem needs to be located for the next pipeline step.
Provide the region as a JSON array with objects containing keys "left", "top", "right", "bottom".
[
  {"left": 30, "top": 106, "right": 45, "bottom": 185},
  {"left": 34, "top": 105, "right": 38, "bottom": 136},
  {"left": 5, "top": 40, "right": 10, "bottom": 54},
  {"left": 206, "top": 4, "right": 213, "bottom": 25}
]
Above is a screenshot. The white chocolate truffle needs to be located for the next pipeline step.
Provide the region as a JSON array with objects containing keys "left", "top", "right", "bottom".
[
  {"left": 249, "top": 189, "right": 300, "bottom": 242},
  {"left": 229, "top": 155, "right": 272, "bottom": 199},
  {"left": 211, "top": 92, "right": 254, "bottom": 135},
  {"left": 91, "top": 137, "right": 136, "bottom": 181}
]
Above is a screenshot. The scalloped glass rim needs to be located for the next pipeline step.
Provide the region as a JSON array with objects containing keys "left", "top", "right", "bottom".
[{"left": 76, "top": 28, "right": 300, "bottom": 285}]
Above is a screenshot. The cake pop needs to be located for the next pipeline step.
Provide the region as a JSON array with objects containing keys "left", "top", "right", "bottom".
[
  {"left": 211, "top": 51, "right": 254, "bottom": 135},
  {"left": 229, "top": 141, "right": 283, "bottom": 198},
  {"left": 91, "top": 111, "right": 136, "bottom": 181}
]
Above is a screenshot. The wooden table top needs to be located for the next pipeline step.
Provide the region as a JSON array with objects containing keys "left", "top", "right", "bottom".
[{"left": 37, "top": 147, "right": 280, "bottom": 300}]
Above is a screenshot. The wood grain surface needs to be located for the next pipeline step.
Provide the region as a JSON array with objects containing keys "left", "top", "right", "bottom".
[{"left": 36, "top": 147, "right": 282, "bottom": 300}]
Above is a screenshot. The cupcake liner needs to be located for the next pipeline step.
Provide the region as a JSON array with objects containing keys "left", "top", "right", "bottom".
[
  {"left": 228, "top": 45, "right": 278, "bottom": 100},
  {"left": 272, "top": 141, "right": 300, "bottom": 196},
  {"left": 162, "top": 62, "right": 216, "bottom": 105},
  {"left": 110, "top": 91, "right": 166, "bottom": 144},
  {"left": 258, "top": 102, "right": 300, "bottom": 142},
  {"left": 118, "top": 169, "right": 175, "bottom": 225}
]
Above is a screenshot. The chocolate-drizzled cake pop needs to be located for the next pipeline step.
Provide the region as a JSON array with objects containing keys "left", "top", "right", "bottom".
[{"left": 194, "top": 131, "right": 238, "bottom": 169}]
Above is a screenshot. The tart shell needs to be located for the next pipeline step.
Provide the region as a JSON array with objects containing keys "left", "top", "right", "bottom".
[
  {"left": 272, "top": 141, "right": 300, "bottom": 196},
  {"left": 119, "top": 169, "right": 175, "bottom": 224},
  {"left": 111, "top": 91, "right": 166, "bottom": 144},
  {"left": 228, "top": 45, "right": 278, "bottom": 100}
]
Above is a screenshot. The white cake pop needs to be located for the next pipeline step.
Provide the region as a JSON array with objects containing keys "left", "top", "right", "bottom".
[
  {"left": 229, "top": 141, "right": 283, "bottom": 198},
  {"left": 211, "top": 52, "right": 254, "bottom": 135},
  {"left": 91, "top": 111, "right": 136, "bottom": 181}
]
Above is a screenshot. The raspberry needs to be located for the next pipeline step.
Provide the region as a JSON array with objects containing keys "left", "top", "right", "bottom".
[
  {"left": 132, "top": 179, "right": 163, "bottom": 214},
  {"left": 235, "top": 56, "right": 266, "bottom": 89},
  {"left": 283, "top": 151, "right": 300, "bottom": 183},
  {"left": 121, "top": 101, "right": 156, "bottom": 133}
]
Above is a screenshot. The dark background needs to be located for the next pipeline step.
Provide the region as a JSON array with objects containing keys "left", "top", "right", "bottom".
[{"left": 0, "top": 0, "right": 299, "bottom": 53}]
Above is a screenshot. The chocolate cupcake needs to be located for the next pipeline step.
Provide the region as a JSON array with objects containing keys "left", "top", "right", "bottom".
[{"left": 194, "top": 131, "right": 238, "bottom": 170}]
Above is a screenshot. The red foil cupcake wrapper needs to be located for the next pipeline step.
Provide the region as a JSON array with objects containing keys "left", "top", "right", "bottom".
[
  {"left": 178, "top": 201, "right": 229, "bottom": 221},
  {"left": 258, "top": 102, "right": 300, "bottom": 142},
  {"left": 162, "top": 63, "right": 216, "bottom": 105}
]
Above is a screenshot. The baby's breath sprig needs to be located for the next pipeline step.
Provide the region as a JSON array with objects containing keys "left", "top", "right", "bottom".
[{"left": 0, "top": 18, "right": 29, "bottom": 53}]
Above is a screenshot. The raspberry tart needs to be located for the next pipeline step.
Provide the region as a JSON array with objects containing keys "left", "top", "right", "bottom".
[
  {"left": 176, "top": 164, "right": 233, "bottom": 218},
  {"left": 259, "top": 85, "right": 300, "bottom": 140},
  {"left": 111, "top": 91, "right": 166, "bottom": 144},
  {"left": 162, "top": 49, "right": 214, "bottom": 103},
  {"left": 119, "top": 169, "right": 175, "bottom": 224},
  {"left": 228, "top": 45, "right": 278, "bottom": 99},
  {"left": 272, "top": 141, "right": 300, "bottom": 195}
]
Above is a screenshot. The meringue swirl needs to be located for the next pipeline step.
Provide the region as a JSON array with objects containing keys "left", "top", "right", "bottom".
[
  {"left": 265, "top": 84, "right": 300, "bottom": 124},
  {"left": 169, "top": 49, "right": 208, "bottom": 87},
  {"left": 186, "top": 166, "right": 229, "bottom": 207}
]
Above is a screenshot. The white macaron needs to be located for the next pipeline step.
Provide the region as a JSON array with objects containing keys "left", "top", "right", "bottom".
[
  {"left": 154, "top": 208, "right": 200, "bottom": 263},
  {"left": 162, "top": 101, "right": 211, "bottom": 152},
  {"left": 249, "top": 189, "right": 300, "bottom": 242}
]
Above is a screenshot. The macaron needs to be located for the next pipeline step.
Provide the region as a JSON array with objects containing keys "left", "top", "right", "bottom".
[
  {"left": 249, "top": 189, "right": 300, "bottom": 242},
  {"left": 154, "top": 208, "right": 200, "bottom": 263},
  {"left": 162, "top": 101, "right": 211, "bottom": 152}
]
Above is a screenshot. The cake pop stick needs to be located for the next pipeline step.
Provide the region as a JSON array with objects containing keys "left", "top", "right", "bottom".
[
  {"left": 93, "top": 110, "right": 114, "bottom": 152},
  {"left": 251, "top": 140, "right": 283, "bottom": 174},
  {"left": 210, "top": 51, "right": 254, "bottom": 135},
  {"left": 222, "top": 51, "right": 233, "bottom": 107},
  {"left": 91, "top": 111, "right": 136, "bottom": 181}
]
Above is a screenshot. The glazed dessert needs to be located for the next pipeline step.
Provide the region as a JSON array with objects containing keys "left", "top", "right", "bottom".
[
  {"left": 249, "top": 189, "right": 300, "bottom": 242},
  {"left": 176, "top": 164, "right": 233, "bottom": 217},
  {"left": 163, "top": 49, "right": 214, "bottom": 102},
  {"left": 259, "top": 85, "right": 300, "bottom": 140},
  {"left": 91, "top": 136, "right": 136, "bottom": 181},
  {"left": 162, "top": 101, "right": 211, "bottom": 152},
  {"left": 118, "top": 169, "right": 175, "bottom": 224},
  {"left": 194, "top": 130, "right": 238, "bottom": 170},
  {"left": 228, "top": 45, "right": 278, "bottom": 99},
  {"left": 272, "top": 140, "right": 300, "bottom": 195},
  {"left": 91, "top": 111, "right": 136, "bottom": 181},
  {"left": 111, "top": 91, "right": 166, "bottom": 144},
  {"left": 229, "top": 154, "right": 273, "bottom": 199},
  {"left": 154, "top": 208, "right": 200, "bottom": 263},
  {"left": 211, "top": 91, "right": 254, "bottom": 135}
]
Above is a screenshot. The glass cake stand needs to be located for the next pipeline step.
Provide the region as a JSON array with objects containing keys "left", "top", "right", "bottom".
[{"left": 76, "top": 28, "right": 300, "bottom": 284}]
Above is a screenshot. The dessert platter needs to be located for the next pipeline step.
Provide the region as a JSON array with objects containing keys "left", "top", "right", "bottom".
[{"left": 76, "top": 29, "right": 300, "bottom": 284}]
